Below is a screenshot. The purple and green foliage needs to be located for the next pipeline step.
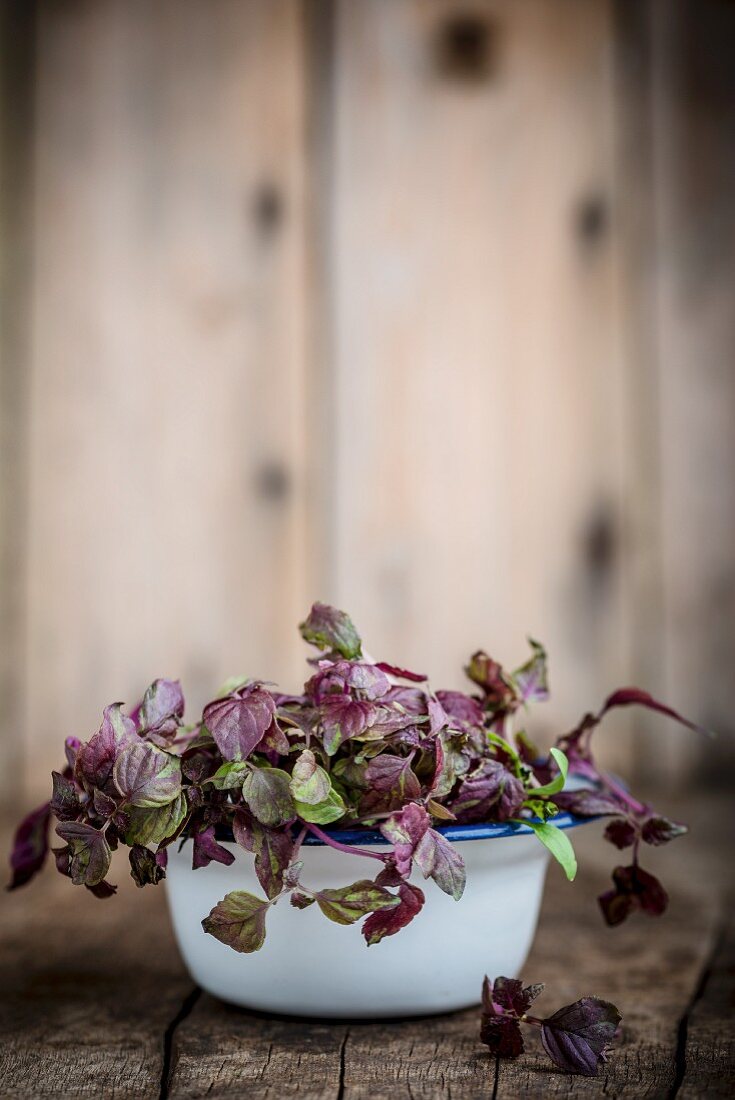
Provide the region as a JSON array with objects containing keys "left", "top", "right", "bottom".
[
  {"left": 9, "top": 603, "right": 700, "bottom": 964},
  {"left": 480, "top": 976, "right": 622, "bottom": 1076}
]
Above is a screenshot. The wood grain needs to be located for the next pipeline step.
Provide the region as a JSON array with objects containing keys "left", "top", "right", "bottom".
[
  {"left": 0, "top": 799, "right": 732, "bottom": 1096},
  {"left": 0, "top": 2, "right": 34, "bottom": 807},
  {"left": 0, "top": 853, "right": 190, "bottom": 1098},
  {"left": 612, "top": 0, "right": 735, "bottom": 786},
  {"left": 2, "top": 0, "right": 732, "bottom": 813},
  {"left": 327, "top": 0, "right": 633, "bottom": 770},
  {"left": 649, "top": 0, "right": 735, "bottom": 783},
  {"left": 165, "top": 808, "right": 730, "bottom": 1098},
  {"left": 679, "top": 922, "right": 735, "bottom": 1099},
  {"left": 24, "top": 0, "right": 313, "bottom": 803}
]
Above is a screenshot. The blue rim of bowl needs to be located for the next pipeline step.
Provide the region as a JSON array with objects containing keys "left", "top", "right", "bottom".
[
  {"left": 214, "top": 811, "right": 592, "bottom": 847},
  {"left": 299, "top": 811, "right": 590, "bottom": 846}
]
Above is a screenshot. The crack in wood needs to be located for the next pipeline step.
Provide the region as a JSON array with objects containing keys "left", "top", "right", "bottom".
[
  {"left": 336, "top": 1026, "right": 350, "bottom": 1100},
  {"left": 491, "top": 1052, "right": 500, "bottom": 1100},
  {"left": 669, "top": 920, "right": 727, "bottom": 1099},
  {"left": 159, "top": 985, "right": 202, "bottom": 1100}
]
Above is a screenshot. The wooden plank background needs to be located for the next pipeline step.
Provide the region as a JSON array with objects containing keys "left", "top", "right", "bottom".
[{"left": 1, "top": 0, "right": 733, "bottom": 806}]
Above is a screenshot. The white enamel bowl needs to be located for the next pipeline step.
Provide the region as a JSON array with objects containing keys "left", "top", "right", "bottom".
[{"left": 165, "top": 814, "right": 587, "bottom": 1019}]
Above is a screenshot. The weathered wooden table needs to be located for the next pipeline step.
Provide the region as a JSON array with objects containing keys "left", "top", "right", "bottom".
[{"left": 1, "top": 797, "right": 733, "bottom": 1098}]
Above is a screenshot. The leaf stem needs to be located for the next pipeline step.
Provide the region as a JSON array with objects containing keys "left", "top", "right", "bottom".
[
  {"left": 521, "top": 1014, "right": 543, "bottom": 1029},
  {"left": 305, "top": 823, "right": 385, "bottom": 862},
  {"left": 601, "top": 773, "right": 647, "bottom": 817}
]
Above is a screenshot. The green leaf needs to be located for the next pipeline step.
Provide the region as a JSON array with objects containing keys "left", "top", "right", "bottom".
[
  {"left": 485, "top": 730, "right": 524, "bottom": 777},
  {"left": 124, "top": 792, "right": 187, "bottom": 845},
  {"left": 531, "top": 748, "right": 569, "bottom": 798},
  {"left": 294, "top": 786, "right": 347, "bottom": 825},
  {"left": 201, "top": 890, "right": 269, "bottom": 953},
  {"left": 523, "top": 797, "right": 558, "bottom": 822},
  {"left": 314, "top": 879, "right": 400, "bottom": 926},
  {"left": 242, "top": 768, "right": 296, "bottom": 828},
  {"left": 289, "top": 749, "right": 331, "bottom": 805},
  {"left": 523, "top": 820, "right": 577, "bottom": 881},
  {"left": 207, "top": 761, "right": 250, "bottom": 790},
  {"left": 299, "top": 603, "right": 362, "bottom": 659},
  {"left": 426, "top": 798, "right": 456, "bottom": 821},
  {"left": 214, "top": 675, "right": 250, "bottom": 699}
]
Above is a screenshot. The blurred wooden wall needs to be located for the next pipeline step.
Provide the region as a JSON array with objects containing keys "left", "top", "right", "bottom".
[{"left": 1, "top": 0, "right": 733, "bottom": 806}]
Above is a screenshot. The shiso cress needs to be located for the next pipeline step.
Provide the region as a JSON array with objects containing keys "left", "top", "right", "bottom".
[{"left": 10, "top": 602, "right": 700, "bottom": 951}]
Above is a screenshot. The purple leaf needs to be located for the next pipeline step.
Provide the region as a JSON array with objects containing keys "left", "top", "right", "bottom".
[
  {"left": 513, "top": 639, "right": 549, "bottom": 704},
  {"left": 375, "top": 859, "right": 406, "bottom": 888},
  {"left": 232, "top": 809, "right": 255, "bottom": 852},
  {"left": 480, "top": 1014, "right": 525, "bottom": 1057},
  {"left": 465, "top": 652, "right": 516, "bottom": 708},
  {"left": 53, "top": 844, "right": 71, "bottom": 876},
  {"left": 427, "top": 696, "right": 449, "bottom": 735},
  {"left": 414, "top": 829, "right": 466, "bottom": 900},
  {"left": 450, "top": 760, "right": 525, "bottom": 824},
  {"left": 251, "top": 824, "right": 295, "bottom": 899},
  {"left": 139, "top": 678, "right": 184, "bottom": 739},
  {"left": 181, "top": 749, "right": 215, "bottom": 784},
  {"left": 363, "top": 882, "right": 425, "bottom": 945},
  {"left": 93, "top": 788, "right": 118, "bottom": 819},
  {"left": 429, "top": 735, "right": 449, "bottom": 794},
  {"left": 599, "top": 688, "right": 709, "bottom": 735},
  {"left": 489, "top": 976, "right": 545, "bottom": 1017},
  {"left": 343, "top": 662, "right": 391, "bottom": 700},
  {"left": 641, "top": 815, "right": 688, "bottom": 846},
  {"left": 599, "top": 864, "right": 669, "bottom": 926},
  {"left": 313, "top": 880, "right": 400, "bottom": 926},
  {"left": 375, "top": 662, "right": 427, "bottom": 683},
  {"left": 553, "top": 789, "right": 624, "bottom": 817},
  {"left": 113, "top": 740, "right": 182, "bottom": 807},
  {"left": 383, "top": 685, "right": 428, "bottom": 716},
  {"left": 604, "top": 818, "right": 638, "bottom": 849},
  {"left": 55, "top": 821, "right": 111, "bottom": 887},
  {"left": 380, "top": 803, "right": 431, "bottom": 875},
  {"left": 202, "top": 890, "right": 269, "bottom": 953},
  {"left": 299, "top": 602, "right": 362, "bottom": 659},
  {"left": 308, "top": 660, "right": 390, "bottom": 703},
  {"left": 256, "top": 718, "right": 291, "bottom": 756},
  {"left": 203, "top": 685, "right": 276, "bottom": 762},
  {"left": 321, "top": 695, "right": 376, "bottom": 755},
  {"left": 365, "top": 753, "right": 421, "bottom": 800},
  {"left": 290, "top": 889, "right": 315, "bottom": 910},
  {"left": 64, "top": 736, "right": 81, "bottom": 771},
  {"left": 76, "top": 704, "right": 139, "bottom": 792},
  {"left": 192, "top": 825, "right": 236, "bottom": 870},
  {"left": 86, "top": 878, "right": 117, "bottom": 899},
  {"left": 479, "top": 979, "right": 526, "bottom": 1057},
  {"left": 129, "top": 844, "right": 166, "bottom": 886},
  {"left": 282, "top": 861, "right": 302, "bottom": 889},
  {"left": 540, "top": 996, "right": 622, "bottom": 1076},
  {"left": 50, "top": 771, "right": 80, "bottom": 821},
  {"left": 435, "top": 690, "right": 485, "bottom": 729},
  {"left": 7, "top": 801, "right": 51, "bottom": 890}
]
